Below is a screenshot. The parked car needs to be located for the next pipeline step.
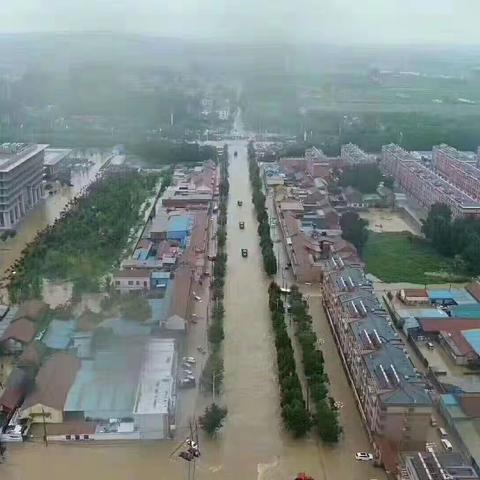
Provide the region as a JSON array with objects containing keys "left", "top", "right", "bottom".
[
  {"left": 441, "top": 439, "right": 453, "bottom": 451},
  {"left": 241, "top": 248, "right": 248, "bottom": 258},
  {"left": 237, "top": 200, "right": 243, "bottom": 206},
  {"left": 182, "top": 357, "right": 196, "bottom": 365},
  {"left": 179, "top": 378, "right": 196, "bottom": 388},
  {"left": 438, "top": 427, "right": 448, "bottom": 437},
  {"left": 355, "top": 452, "right": 374, "bottom": 461},
  {"left": 239, "top": 221, "right": 245, "bottom": 229},
  {"left": 430, "top": 416, "right": 438, "bottom": 427}
]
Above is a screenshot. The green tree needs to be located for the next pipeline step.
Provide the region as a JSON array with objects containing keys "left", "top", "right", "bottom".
[
  {"left": 282, "top": 398, "right": 312, "bottom": 438},
  {"left": 339, "top": 211, "right": 369, "bottom": 252},
  {"left": 119, "top": 295, "right": 152, "bottom": 322},
  {"left": 462, "top": 233, "right": 480, "bottom": 274},
  {"left": 199, "top": 403, "right": 228, "bottom": 437}
]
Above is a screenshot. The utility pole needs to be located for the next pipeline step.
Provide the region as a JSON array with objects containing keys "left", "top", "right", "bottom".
[
  {"left": 41, "top": 408, "right": 48, "bottom": 447},
  {"left": 212, "top": 372, "right": 216, "bottom": 403}
]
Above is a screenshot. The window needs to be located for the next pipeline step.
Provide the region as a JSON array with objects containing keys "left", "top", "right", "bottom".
[
  {"left": 136, "top": 280, "right": 140, "bottom": 285},
  {"left": 115, "top": 281, "right": 120, "bottom": 286},
  {"left": 128, "top": 280, "right": 134, "bottom": 286},
  {"left": 144, "top": 281, "right": 148, "bottom": 287}
]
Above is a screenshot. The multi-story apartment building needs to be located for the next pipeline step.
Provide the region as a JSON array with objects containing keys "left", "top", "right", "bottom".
[
  {"left": 382, "top": 144, "right": 480, "bottom": 218},
  {"left": 321, "top": 254, "right": 432, "bottom": 449},
  {"left": 0, "top": 143, "right": 48, "bottom": 230},
  {"left": 341, "top": 143, "right": 375, "bottom": 165},
  {"left": 432, "top": 144, "right": 480, "bottom": 201}
]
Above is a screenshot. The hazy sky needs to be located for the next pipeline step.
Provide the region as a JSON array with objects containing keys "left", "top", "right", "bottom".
[{"left": 1, "top": 0, "right": 479, "bottom": 45}]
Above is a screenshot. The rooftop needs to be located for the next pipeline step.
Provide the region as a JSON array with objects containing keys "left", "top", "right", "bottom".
[
  {"left": 133, "top": 338, "right": 175, "bottom": 415},
  {"left": 0, "top": 143, "right": 48, "bottom": 172},
  {"left": 22, "top": 352, "right": 80, "bottom": 411},
  {"left": 44, "top": 148, "right": 72, "bottom": 166}
]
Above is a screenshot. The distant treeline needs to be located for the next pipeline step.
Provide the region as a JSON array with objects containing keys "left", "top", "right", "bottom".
[{"left": 127, "top": 141, "right": 218, "bottom": 166}]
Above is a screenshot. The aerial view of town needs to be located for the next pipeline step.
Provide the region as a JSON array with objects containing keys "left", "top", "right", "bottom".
[{"left": 1, "top": 2, "right": 480, "bottom": 480}]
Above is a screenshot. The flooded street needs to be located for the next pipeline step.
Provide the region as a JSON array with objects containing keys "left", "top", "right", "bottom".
[
  {"left": 0, "top": 150, "right": 114, "bottom": 302},
  {"left": 3, "top": 142, "right": 384, "bottom": 480}
]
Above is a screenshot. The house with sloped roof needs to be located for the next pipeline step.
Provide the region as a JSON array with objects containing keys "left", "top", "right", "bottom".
[
  {"left": 19, "top": 352, "right": 80, "bottom": 423},
  {"left": 0, "top": 367, "right": 33, "bottom": 415},
  {"left": 1, "top": 318, "right": 36, "bottom": 353}
]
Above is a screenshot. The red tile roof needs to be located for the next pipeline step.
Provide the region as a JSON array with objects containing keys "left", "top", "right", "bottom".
[
  {"left": 402, "top": 288, "right": 428, "bottom": 298},
  {"left": 22, "top": 352, "right": 80, "bottom": 411},
  {"left": 458, "top": 394, "right": 480, "bottom": 418},
  {"left": 0, "top": 368, "right": 30, "bottom": 411},
  {"left": 466, "top": 282, "right": 480, "bottom": 302},
  {"left": 14, "top": 300, "right": 48, "bottom": 322},
  {"left": 114, "top": 269, "right": 150, "bottom": 278},
  {"left": 1, "top": 318, "right": 36, "bottom": 344},
  {"left": 447, "top": 331, "right": 476, "bottom": 357},
  {"left": 17, "top": 341, "right": 47, "bottom": 367},
  {"left": 169, "top": 265, "right": 193, "bottom": 320},
  {"left": 419, "top": 318, "right": 480, "bottom": 333}
]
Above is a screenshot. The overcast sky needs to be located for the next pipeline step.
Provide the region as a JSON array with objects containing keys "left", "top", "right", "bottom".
[{"left": 1, "top": 0, "right": 479, "bottom": 45}]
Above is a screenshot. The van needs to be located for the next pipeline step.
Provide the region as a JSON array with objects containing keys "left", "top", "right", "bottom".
[
  {"left": 438, "top": 427, "right": 448, "bottom": 437},
  {"left": 441, "top": 438, "right": 453, "bottom": 451}
]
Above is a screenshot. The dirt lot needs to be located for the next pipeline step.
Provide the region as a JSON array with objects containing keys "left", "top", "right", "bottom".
[{"left": 360, "top": 209, "right": 421, "bottom": 235}]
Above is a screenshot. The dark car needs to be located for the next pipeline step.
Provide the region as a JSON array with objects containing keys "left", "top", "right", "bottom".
[{"left": 241, "top": 248, "right": 248, "bottom": 257}]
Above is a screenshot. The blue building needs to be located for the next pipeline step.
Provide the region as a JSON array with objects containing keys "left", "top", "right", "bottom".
[{"left": 166, "top": 215, "right": 192, "bottom": 243}]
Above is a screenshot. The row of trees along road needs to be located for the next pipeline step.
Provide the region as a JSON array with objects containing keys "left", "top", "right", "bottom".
[
  {"left": 247, "top": 141, "right": 277, "bottom": 275},
  {"left": 268, "top": 282, "right": 311, "bottom": 437},
  {"left": 200, "top": 145, "right": 229, "bottom": 435},
  {"left": 422, "top": 203, "right": 480, "bottom": 275},
  {"left": 289, "top": 286, "right": 342, "bottom": 442}
]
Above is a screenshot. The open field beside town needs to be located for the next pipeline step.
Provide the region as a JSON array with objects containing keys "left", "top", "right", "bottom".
[{"left": 362, "top": 231, "right": 469, "bottom": 284}]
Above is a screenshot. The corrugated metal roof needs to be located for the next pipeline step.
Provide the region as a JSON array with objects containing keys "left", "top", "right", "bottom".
[
  {"left": 167, "top": 215, "right": 191, "bottom": 232},
  {"left": 64, "top": 341, "right": 144, "bottom": 420},
  {"left": 462, "top": 329, "right": 480, "bottom": 356},
  {"left": 42, "top": 319, "right": 76, "bottom": 350}
]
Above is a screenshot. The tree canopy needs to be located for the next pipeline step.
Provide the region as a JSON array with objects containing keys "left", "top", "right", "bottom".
[{"left": 340, "top": 211, "right": 369, "bottom": 253}]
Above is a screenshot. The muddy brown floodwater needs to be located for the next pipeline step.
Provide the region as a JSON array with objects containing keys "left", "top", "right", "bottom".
[
  {"left": 0, "top": 151, "right": 113, "bottom": 303},
  {"left": 3, "top": 142, "right": 385, "bottom": 480}
]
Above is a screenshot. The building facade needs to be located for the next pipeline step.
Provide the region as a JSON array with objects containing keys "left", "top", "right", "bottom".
[
  {"left": 432, "top": 144, "right": 480, "bottom": 201},
  {"left": 0, "top": 143, "right": 48, "bottom": 229},
  {"left": 341, "top": 143, "right": 375, "bottom": 165},
  {"left": 321, "top": 254, "right": 432, "bottom": 449},
  {"left": 382, "top": 144, "right": 480, "bottom": 218}
]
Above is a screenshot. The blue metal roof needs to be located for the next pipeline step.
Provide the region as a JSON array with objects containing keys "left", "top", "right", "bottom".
[
  {"left": 428, "top": 289, "right": 477, "bottom": 305},
  {"left": 148, "top": 283, "right": 173, "bottom": 322},
  {"left": 451, "top": 304, "right": 480, "bottom": 319},
  {"left": 167, "top": 215, "right": 191, "bottom": 232},
  {"left": 462, "top": 329, "right": 480, "bottom": 356},
  {"left": 42, "top": 319, "right": 76, "bottom": 350}
]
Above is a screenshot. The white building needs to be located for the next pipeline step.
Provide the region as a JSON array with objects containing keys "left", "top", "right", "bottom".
[
  {"left": 133, "top": 338, "right": 176, "bottom": 439},
  {"left": 0, "top": 143, "right": 48, "bottom": 229}
]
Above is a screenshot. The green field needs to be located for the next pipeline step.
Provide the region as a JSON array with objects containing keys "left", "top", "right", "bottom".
[{"left": 362, "top": 232, "right": 469, "bottom": 284}]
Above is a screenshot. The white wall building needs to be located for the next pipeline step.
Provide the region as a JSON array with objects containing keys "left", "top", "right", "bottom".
[
  {"left": 0, "top": 143, "right": 48, "bottom": 229},
  {"left": 133, "top": 338, "right": 176, "bottom": 439}
]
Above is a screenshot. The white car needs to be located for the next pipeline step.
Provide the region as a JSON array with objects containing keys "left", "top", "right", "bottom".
[
  {"left": 355, "top": 452, "right": 374, "bottom": 461},
  {"left": 182, "top": 356, "right": 196, "bottom": 365}
]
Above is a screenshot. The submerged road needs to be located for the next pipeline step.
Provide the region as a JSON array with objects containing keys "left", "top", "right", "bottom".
[{"left": 4, "top": 140, "right": 384, "bottom": 480}]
